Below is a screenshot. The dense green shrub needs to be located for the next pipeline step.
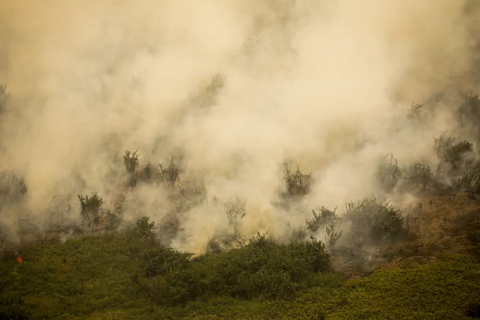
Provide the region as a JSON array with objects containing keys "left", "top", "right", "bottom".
[{"left": 138, "top": 233, "right": 332, "bottom": 304}]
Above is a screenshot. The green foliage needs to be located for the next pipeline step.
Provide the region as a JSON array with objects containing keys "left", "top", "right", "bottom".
[
  {"left": 328, "top": 255, "right": 480, "bottom": 319},
  {"left": 189, "top": 234, "right": 332, "bottom": 301},
  {"left": 283, "top": 164, "right": 312, "bottom": 199},
  {"left": 344, "top": 197, "right": 405, "bottom": 243},
  {"left": 136, "top": 233, "right": 333, "bottom": 305},
  {"left": 1, "top": 233, "right": 479, "bottom": 319},
  {"left": 135, "top": 216, "right": 155, "bottom": 237},
  {"left": 142, "top": 246, "right": 193, "bottom": 277}
]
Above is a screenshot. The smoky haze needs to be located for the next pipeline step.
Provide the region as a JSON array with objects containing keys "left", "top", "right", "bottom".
[{"left": 0, "top": 0, "right": 479, "bottom": 255}]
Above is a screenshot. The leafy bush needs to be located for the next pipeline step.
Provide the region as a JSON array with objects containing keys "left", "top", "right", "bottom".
[
  {"left": 195, "top": 234, "right": 332, "bottom": 301},
  {"left": 77, "top": 192, "right": 117, "bottom": 232},
  {"left": 344, "top": 197, "right": 405, "bottom": 243},
  {"left": 142, "top": 246, "right": 193, "bottom": 277},
  {"left": 138, "top": 233, "right": 332, "bottom": 304}
]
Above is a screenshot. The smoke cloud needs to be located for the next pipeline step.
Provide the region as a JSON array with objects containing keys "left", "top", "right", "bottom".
[{"left": 0, "top": 0, "right": 479, "bottom": 255}]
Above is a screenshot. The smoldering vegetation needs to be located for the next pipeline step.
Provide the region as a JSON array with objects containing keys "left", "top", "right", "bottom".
[{"left": 0, "top": 0, "right": 480, "bottom": 270}]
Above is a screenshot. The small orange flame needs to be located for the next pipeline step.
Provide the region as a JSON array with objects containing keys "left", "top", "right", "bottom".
[{"left": 16, "top": 256, "right": 23, "bottom": 263}]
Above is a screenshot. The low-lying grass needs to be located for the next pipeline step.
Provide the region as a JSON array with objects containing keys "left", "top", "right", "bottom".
[{"left": 0, "top": 216, "right": 479, "bottom": 319}]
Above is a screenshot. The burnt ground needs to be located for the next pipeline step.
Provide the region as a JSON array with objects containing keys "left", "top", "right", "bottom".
[{"left": 333, "top": 193, "right": 480, "bottom": 279}]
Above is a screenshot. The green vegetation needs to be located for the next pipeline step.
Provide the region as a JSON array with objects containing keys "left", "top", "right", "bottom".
[{"left": 0, "top": 221, "right": 479, "bottom": 319}]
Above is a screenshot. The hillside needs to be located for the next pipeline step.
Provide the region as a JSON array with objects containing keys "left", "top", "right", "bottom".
[{"left": 2, "top": 1, "right": 480, "bottom": 319}]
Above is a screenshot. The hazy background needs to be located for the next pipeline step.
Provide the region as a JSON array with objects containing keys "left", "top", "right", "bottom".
[{"left": 0, "top": 0, "right": 479, "bottom": 255}]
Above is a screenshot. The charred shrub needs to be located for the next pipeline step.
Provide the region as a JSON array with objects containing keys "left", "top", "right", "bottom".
[
  {"left": 375, "top": 154, "right": 402, "bottom": 193},
  {"left": 0, "top": 172, "right": 27, "bottom": 206},
  {"left": 407, "top": 103, "right": 425, "bottom": 125},
  {"left": 158, "top": 157, "right": 181, "bottom": 188},
  {"left": 434, "top": 133, "right": 473, "bottom": 173},
  {"left": 0, "top": 83, "right": 7, "bottom": 114},
  {"left": 283, "top": 164, "right": 312, "bottom": 199},
  {"left": 323, "top": 223, "right": 343, "bottom": 250},
  {"left": 344, "top": 197, "right": 405, "bottom": 243},
  {"left": 307, "top": 207, "right": 338, "bottom": 233},
  {"left": 401, "top": 162, "right": 433, "bottom": 193},
  {"left": 457, "top": 92, "right": 480, "bottom": 127},
  {"left": 459, "top": 165, "right": 480, "bottom": 199},
  {"left": 123, "top": 150, "right": 140, "bottom": 188}
]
